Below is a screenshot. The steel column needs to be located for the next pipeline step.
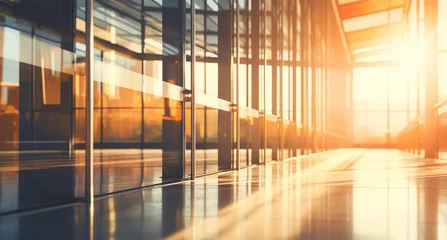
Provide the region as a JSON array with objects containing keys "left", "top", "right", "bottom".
[
  {"left": 292, "top": 0, "right": 297, "bottom": 157},
  {"left": 191, "top": 0, "right": 197, "bottom": 179},
  {"left": 416, "top": 0, "right": 421, "bottom": 155},
  {"left": 424, "top": 0, "right": 439, "bottom": 158},
  {"left": 279, "top": 0, "right": 284, "bottom": 160},
  {"left": 300, "top": 0, "right": 308, "bottom": 155},
  {"left": 310, "top": 0, "right": 317, "bottom": 153},
  {"left": 85, "top": 0, "right": 95, "bottom": 204},
  {"left": 235, "top": 0, "right": 241, "bottom": 170},
  {"left": 263, "top": 0, "right": 267, "bottom": 164}
]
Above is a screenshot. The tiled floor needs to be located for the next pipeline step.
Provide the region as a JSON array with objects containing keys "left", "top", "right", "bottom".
[{"left": 1, "top": 149, "right": 447, "bottom": 239}]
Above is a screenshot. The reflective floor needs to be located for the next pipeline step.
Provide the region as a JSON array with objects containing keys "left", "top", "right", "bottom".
[{"left": 1, "top": 149, "right": 447, "bottom": 239}]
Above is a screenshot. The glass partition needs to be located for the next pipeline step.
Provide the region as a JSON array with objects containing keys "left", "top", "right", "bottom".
[{"left": 0, "top": 0, "right": 351, "bottom": 214}]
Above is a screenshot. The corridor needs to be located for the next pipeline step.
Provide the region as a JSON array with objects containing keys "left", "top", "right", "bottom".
[{"left": 1, "top": 149, "right": 446, "bottom": 240}]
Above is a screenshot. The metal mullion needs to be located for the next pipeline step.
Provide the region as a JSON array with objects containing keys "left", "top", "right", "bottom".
[
  {"left": 140, "top": 0, "right": 146, "bottom": 187},
  {"left": 263, "top": 0, "right": 267, "bottom": 164},
  {"left": 300, "top": 0, "right": 307, "bottom": 155},
  {"left": 141, "top": 0, "right": 146, "bottom": 149},
  {"left": 325, "top": 0, "right": 331, "bottom": 150},
  {"left": 245, "top": 0, "right": 249, "bottom": 110},
  {"left": 279, "top": 0, "right": 284, "bottom": 160},
  {"left": 318, "top": 0, "right": 323, "bottom": 152},
  {"left": 321, "top": 0, "right": 327, "bottom": 151},
  {"left": 316, "top": 0, "right": 320, "bottom": 151},
  {"left": 99, "top": 53, "right": 104, "bottom": 147},
  {"left": 387, "top": 0, "right": 391, "bottom": 146},
  {"left": 287, "top": 0, "right": 295, "bottom": 124},
  {"left": 236, "top": 0, "right": 241, "bottom": 170},
  {"left": 245, "top": 0, "right": 250, "bottom": 166},
  {"left": 85, "top": 0, "right": 95, "bottom": 204},
  {"left": 191, "top": 0, "right": 197, "bottom": 180},
  {"left": 305, "top": 0, "right": 310, "bottom": 154},
  {"left": 180, "top": 0, "right": 187, "bottom": 178},
  {"left": 270, "top": 0, "right": 277, "bottom": 161},
  {"left": 415, "top": 0, "right": 421, "bottom": 154},
  {"left": 292, "top": 0, "right": 297, "bottom": 156},
  {"left": 30, "top": 28, "right": 35, "bottom": 148},
  {"left": 203, "top": 2, "right": 208, "bottom": 170},
  {"left": 310, "top": 0, "right": 317, "bottom": 153}
]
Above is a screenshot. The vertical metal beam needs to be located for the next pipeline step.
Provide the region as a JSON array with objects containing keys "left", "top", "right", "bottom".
[
  {"left": 279, "top": 0, "right": 284, "bottom": 160},
  {"left": 321, "top": 0, "right": 326, "bottom": 151},
  {"left": 140, "top": 0, "right": 146, "bottom": 186},
  {"left": 416, "top": 0, "right": 421, "bottom": 155},
  {"left": 416, "top": 0, "right": 420, "bottom": 118},
  {"left": 271, "top": 0, "right": 278, "bottom": 160},
  {"left": 387, "top": 65, "right": 391, "bottom": 145},
  {"left": 236, "top": 0, "right": 241, "bottom": 170},
  {"left": 180, "top": 0, "right": 187, "bottom": 178},
  {"left": 310, "top": 0, "right": 317, "bottom": 153},
  {"left": 141, "top": 0, "right": 146, "bottom": 148},
  {"left": 191, "top": 0, "right": 197, "bottom": 179},
  {"left": 424, "top": 0, "right": 438, "bottom": 158},
  {"left": 404, "top": 2, "right": 411, "bottom": 125},
  {"left": 251, "top": 0, "right": 261, "bottom": 164},
  {"left": 386, "top": 0, "right": 391, "bottom": 146},
  {"left": 317, "top": 0, "right": 322, "bottom": 152},
  {"left": 245, "top": 0, "right": 250, "bottom": 166},
  {"left": 85, "top": 0, "right": 95, "bottom": 204},
  {"left": 263, "top": 0, "right": 267, "bottom": 164},
  {"left": 300, "top": 0, "right": 307, "bottom": 155},
  {"left": 292, "top": 0, "right": 297, "bottom": 157}
]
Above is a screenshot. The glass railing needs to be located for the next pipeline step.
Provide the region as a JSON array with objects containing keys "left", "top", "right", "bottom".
[
  {"left": 396, "top": 116, "right": 424, "bottom": 156},
  {"left": 397, "top": 96, "right": 447, "bottom": 159}
]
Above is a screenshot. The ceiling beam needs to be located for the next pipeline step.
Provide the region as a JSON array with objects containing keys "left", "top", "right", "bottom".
[
  {"left": 353, "top": 60, "right": 406, "bottom": 68},
  {"left": 339, "top": 0, "right": 404, "bottom": 20},
  {"left": 349, "top": 35, "right": 400, "bottom": 50},
  {"left": 346, "top": 22, "right": 404, "bottom": 43},
  {"left": 352, "top": 44, "right": 399, "bottom": 60},
  {"left": 331, "top": 0, "right": 351, "bottom": 64}
]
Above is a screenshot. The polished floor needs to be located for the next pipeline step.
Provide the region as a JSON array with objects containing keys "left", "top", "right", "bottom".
[{"left": 1, "top": 148, "right": 447, "bottom": 239}]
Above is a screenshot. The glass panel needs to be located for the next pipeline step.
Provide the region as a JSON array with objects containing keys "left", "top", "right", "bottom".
[
  {"left": 196, "top": 104, "right": 219, "bottom": 175},
  {"left": 353, "top": 111, "right": 388, "bottom": 144},
  {"left": 353, "top": 67, "right": 388, "bottom": 111},
  {"left": 0, "top": 1, "right": 78, "bottom": 213},
  {"left": 102, "top": 109, "right": 142, "bottom": 143}
]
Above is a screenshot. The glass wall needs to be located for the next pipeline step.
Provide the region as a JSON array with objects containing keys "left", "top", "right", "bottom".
[
  {"left": 0, "top": 0, "right": 78, "bottom": 213},
  {"left": 353, "top": 66, "right": 417, "bottom": 145},
  {"left": 0, "top": 0, "right": 352, "bottom": 214}
]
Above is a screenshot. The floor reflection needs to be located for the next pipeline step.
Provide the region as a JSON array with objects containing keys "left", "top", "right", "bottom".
[
  {"left": 1, "top": 149, "right": 447, "bottom": 239},
  {"left": 0, "top": 149, "right": 224, "bottom": 213}
]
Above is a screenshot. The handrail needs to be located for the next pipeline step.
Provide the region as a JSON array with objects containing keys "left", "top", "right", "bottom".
[
  {"left": 435, "top": 96, "right": 447, "bottom": 108},
  {"left": 397, "top": 96, "right": 447, "bottom": 138},
  {"left": 398, "top": 115, "right": 425, "bottom": 136}
]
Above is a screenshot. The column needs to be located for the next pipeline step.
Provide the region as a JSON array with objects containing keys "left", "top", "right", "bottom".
[
  {"left": 218, "top": 0, "right": 233, "bottom": 170},
  {"left": 271, "top": 0, "right": 278, "bottom": 160},
  {"left": 251, "top": 0, "right": 261, "bottom": 164},
  {"left": 424, "top": 0, "right": 438, "bottom": 158}
]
